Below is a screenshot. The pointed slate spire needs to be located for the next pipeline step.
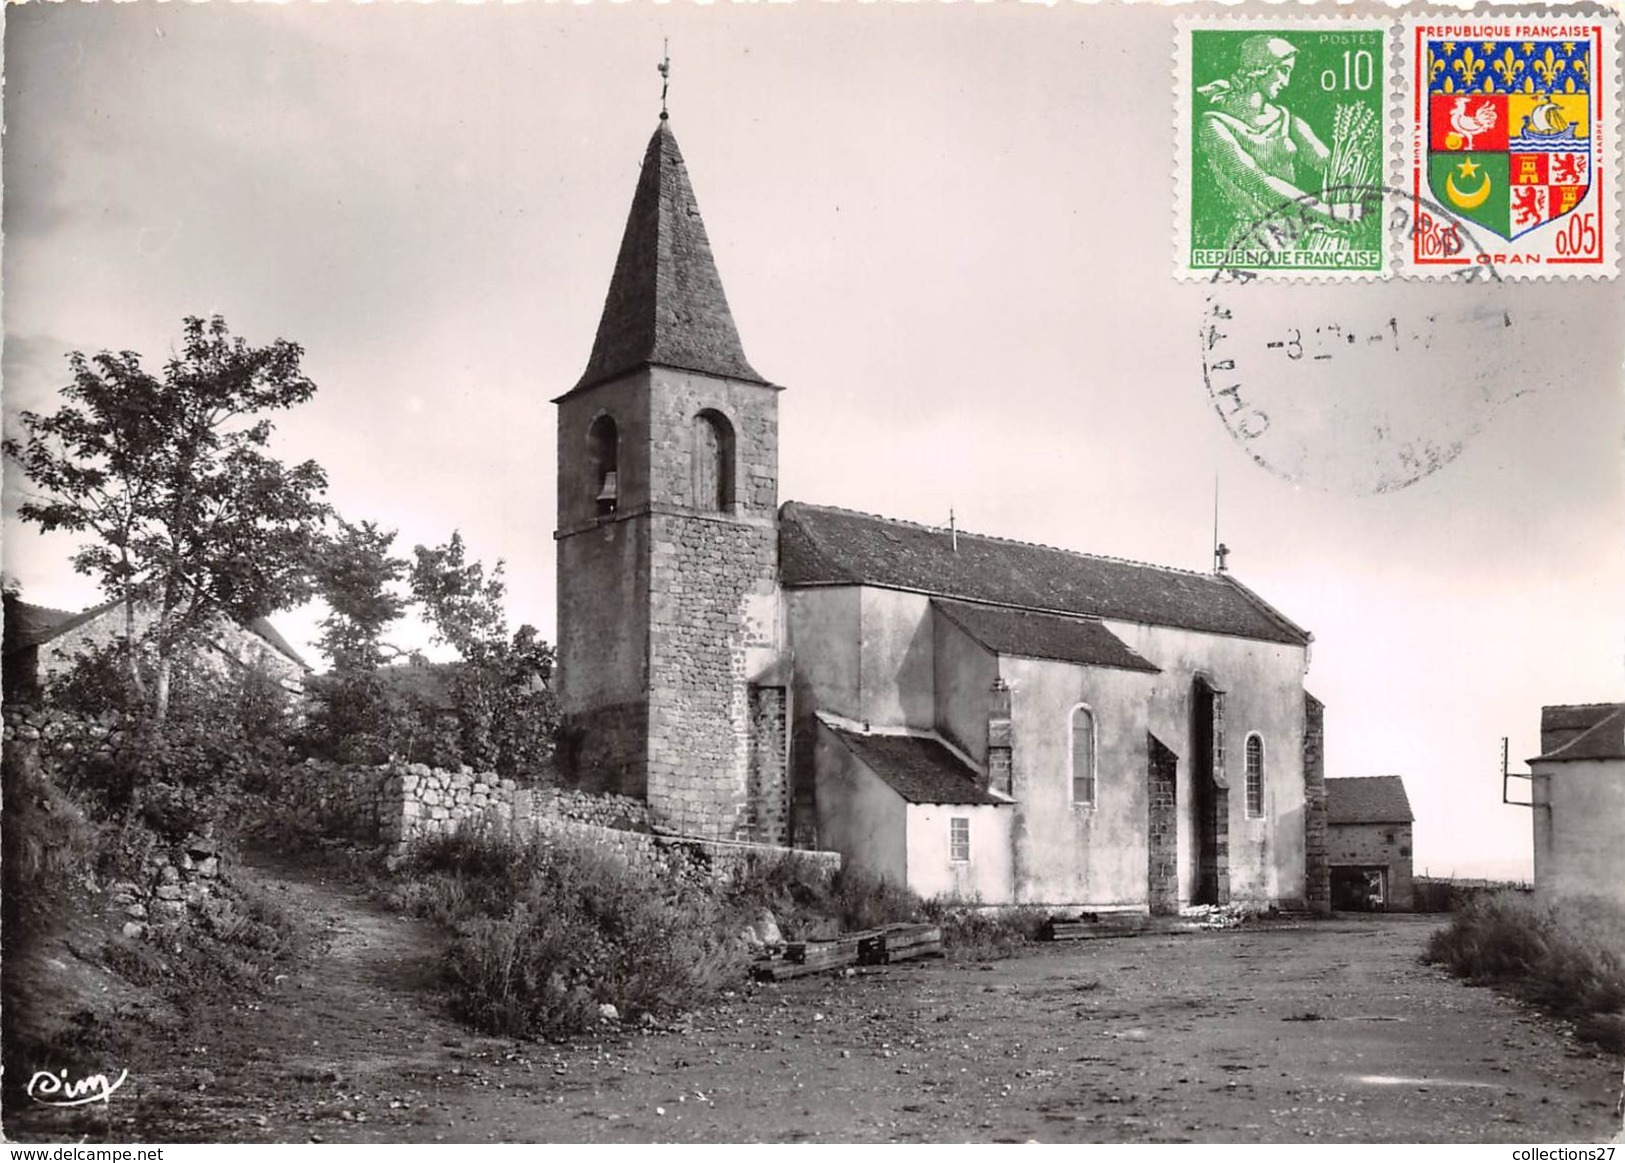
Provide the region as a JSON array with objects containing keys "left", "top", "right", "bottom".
[{"left": 565, "top": 121, "right": 769, "bottom": 397}]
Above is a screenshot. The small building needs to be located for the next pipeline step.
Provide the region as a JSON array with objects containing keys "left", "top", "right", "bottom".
[
  {"left": 1325, "top": 775, "right": 1414, "bottom": 911},
  {"left": 1528, "top": 703, "right": 1625, "bottom": 904},
  {"left": 2, "top": 596, "right": 310, "bottom": 703}
]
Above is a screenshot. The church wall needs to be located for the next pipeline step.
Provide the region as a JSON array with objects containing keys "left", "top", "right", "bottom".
[
  {"left": 813, "top": 723, "right": 907, "bottom": 885},
  {"left": 783, "top": 587, "right": 862, "bottom": 847},
  {"left": 556, "top": 371, "right": 652, "bottom": 530},
  {"left": 1109, "top": 622, "right": 1309, "bottom": 907},
  {"left": 556, "top": 517, "right": 650, "bottom": 709},
  {"left": 858, "top": 588, "right": 935, "bottom": 731},
  {"left": 645, "top": 510, "right": 778, "bottom": 839},
  {"left": 648, "top": 368, "right": 779, "bottom": 519},
  {"left": 1003, "top": 655, "right": 1156, "bottom": 907},
  {"left": 783, "top": 588, "right": 862, "bottom": 721},
  {"left": 906, "top": 803, "right": 1013, "bottom": 903},
  {"left": 932, "top": 608, "right": 998, "bottom": 765},
  {"left": 555, "top": 372, "right": 654, "bottom": 796}
]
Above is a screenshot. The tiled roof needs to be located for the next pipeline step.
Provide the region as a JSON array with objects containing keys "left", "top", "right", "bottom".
[
  {"left": 1534, "top": 703, "right": 1624, "bottom": 763},
  {"left": 1326, "top": 776, "right": 1414, "bottom": 824},
  {"left": 2, "top": 598, "right": 112, "bottom": 653},
  {"left": 561, "top": 120, "right": 770, "bottom": 399},
  {"left": 779, "top": 503, "right": 1310, "bottom": 646},
  {"left": 2, "top": 596, "right": 309, "bottom": 671},
  {"left": 244, "top": 618, "right": 311, "bottom": 672},
  {"left": 823, "top": 721, "right": 1005, "bottom": 805},
  {"left": 932, "top": 597, "right": 1158, "bottom": 673}
]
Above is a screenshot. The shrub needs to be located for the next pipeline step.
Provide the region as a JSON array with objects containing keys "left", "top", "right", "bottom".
[
  {"left": 1424, "top": 890, "right": 1625, "bottom": 1051},
  {"left": 397, "top": 823, "right": 746, "bottom": 1038},
  {"left": 52, "top": 659, "right": 295, "bottom": 843}
]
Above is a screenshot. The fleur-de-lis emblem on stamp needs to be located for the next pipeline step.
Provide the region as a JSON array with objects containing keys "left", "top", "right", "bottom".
[{"left": 1403, "top": 13, "right": 1617, "bottom": 276}]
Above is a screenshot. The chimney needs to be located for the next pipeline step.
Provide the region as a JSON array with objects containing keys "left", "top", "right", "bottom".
[{"left": 987, "top": 677, "right": 1013, "bottom": 796}]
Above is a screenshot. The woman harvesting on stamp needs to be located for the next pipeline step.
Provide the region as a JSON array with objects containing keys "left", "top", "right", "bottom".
[{"left": 1197, "top": 35, "right": 1376, "bottom": 253}]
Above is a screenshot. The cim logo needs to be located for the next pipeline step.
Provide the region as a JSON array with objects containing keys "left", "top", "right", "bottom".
[{"left": 26, "top": 1067, "right": 130, "bottom": 1107}]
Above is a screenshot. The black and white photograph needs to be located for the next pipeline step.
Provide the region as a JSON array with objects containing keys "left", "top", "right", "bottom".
[{"left": 2, "top": 0, "right": 1622, "bottom": 1148}]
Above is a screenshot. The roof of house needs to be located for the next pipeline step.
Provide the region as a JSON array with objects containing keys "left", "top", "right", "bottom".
[
  {"left": 559, "top": 119, "right": 770, "bottom": 400},
  {"left": 1534, "top": 703, "right": 1625, "bottom": 763},
  {"left": 823, "top": 721, "right": 1005, "bottom": 806},
  {"left": 779, "top": 503, "right": 1310, "bottom": 646},
  {"left": 1325, "top": 776, "right": 1414, "bottom": 825},
  {"left": 2, "top": 598, "right": 109, "bottom": 653},
  {"left": 2, "top": 596, "right": 310, "bottom": 672},
  {"left": 932, "top": 597, "right": 1159, "bottom": 673}
]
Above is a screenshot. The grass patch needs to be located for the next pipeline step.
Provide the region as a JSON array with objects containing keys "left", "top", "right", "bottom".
[
  {"left": 725, "top": 853, "right": 925, "bottom": 940},
  {"left": 921, "top": 901, "right": 1049, "bottom": 962},
  {"left": 1424, "top": 890, "right": 1625, "bottom": 1052},
  {"left": 389, "top": 830, "right": 1051, "bottom": 1039},
  {"left": 2, "top": 744, "right": 102, "bottom": 939}
]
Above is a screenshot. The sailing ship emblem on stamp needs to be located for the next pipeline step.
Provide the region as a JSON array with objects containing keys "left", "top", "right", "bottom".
[
  {"left": 1177, "top": 20, "right": 1390, "bottom": 279},
  {"left": 1403, "top": 16, "right": 1619, "bottom": 275}
]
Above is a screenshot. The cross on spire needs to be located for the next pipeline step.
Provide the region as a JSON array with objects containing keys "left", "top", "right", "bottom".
[{"left": 658, "top": 40, "right": 671, "bottom": 120}]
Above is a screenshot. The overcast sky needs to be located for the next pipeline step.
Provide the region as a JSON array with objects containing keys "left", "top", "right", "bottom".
[{"left": 5, "top": 1, "right": 1621, "bottom": 880}]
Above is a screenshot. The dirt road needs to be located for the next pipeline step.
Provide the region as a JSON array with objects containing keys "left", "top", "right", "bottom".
[{"left": 12, "top": 860, "right": 1623, "bottom": 1144}]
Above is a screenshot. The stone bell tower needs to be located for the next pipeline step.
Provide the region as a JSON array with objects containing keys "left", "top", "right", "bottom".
[{"left": 553, "top": 115, "right": 789, "bottom": 842}]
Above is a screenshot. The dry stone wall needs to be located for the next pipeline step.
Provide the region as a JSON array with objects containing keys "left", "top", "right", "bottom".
[
  {"left": 272, "top": 759, "right": 838, "bottom": 882},
  {"left": 2, "top": 704, "right": 127, "bottom": 760}
]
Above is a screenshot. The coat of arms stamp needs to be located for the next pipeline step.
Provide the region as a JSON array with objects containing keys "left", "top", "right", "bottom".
[
  {"left": 1401, "top": 15, "right": 1618, "bottom": 276},
  {"left": 1177, "top": 19, "right": 1390, "bottom": 279}
]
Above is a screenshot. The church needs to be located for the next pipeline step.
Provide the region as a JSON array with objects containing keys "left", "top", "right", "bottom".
[{"left": 552, "top": 114, "right": 1330, "bottom": 913}]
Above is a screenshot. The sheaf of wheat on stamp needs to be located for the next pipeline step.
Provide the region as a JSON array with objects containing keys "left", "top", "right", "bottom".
[
  {"left": 1177, "top": 20, "right": 1391, "bottom": 280},
  {"left": 1400, "top": 14, "right": 1619, "bottom": 276}
]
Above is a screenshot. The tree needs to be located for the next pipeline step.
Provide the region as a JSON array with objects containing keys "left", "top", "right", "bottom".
[
  {"left": 3, "top": 316, "right": 330, "bottom": 721},
  {"left": 312, "top": 518, "right": 409, "bottom": 673},
  {"left": 302, "top": 518, "right": 414, "bottom": 763},
  {"left": 410, "top": 533, "right": 558, "bottom": 777}
]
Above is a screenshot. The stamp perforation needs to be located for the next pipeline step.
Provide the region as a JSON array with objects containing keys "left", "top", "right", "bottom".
[
  {"left": 1392, "top": 8, "right": 1621, "bottom": 280},
  {"left": 1176, "top": 14, "right": 1396, "bottom": 283},
  {"left": 1177, "top": 6, "right": 1622, "bottom": 283}
]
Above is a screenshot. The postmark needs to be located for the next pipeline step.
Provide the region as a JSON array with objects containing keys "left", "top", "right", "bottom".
[
  {"left": 1400, "top": 14, "right": 1620, "bottom": 277},
  {"left": 1177, "top": 19, "right": 1391, "bottom": 280},
  {"left": 1199, "top": 185, "right": 1532, "bottom": 496}
]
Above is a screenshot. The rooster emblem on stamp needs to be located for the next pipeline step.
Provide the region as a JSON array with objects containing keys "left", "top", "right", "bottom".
[{"left": 1403, "top": 14, "right": 1619, "bottom": 276}]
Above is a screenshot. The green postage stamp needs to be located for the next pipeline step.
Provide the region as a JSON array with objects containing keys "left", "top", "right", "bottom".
[{"left": 1178, "top": 20, "right": 1390, "bottom": 279}]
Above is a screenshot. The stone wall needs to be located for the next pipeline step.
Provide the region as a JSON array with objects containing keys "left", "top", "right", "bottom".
[
  {"left": 275, "top": 759, "right": 397, "bottom": 843},
  {"left": 745, "top": 684, "right": 790, "bottom": 844},
  {"left": 1302, "top": 693, "right": 1331, "bottom": 915},
  {"left": 1146, "top": 732, "right": 1179, "bottom": 916},
  {"left": 2, "top": 704, "right": 126, "bottom": 759},
  {"left": 270, "top": 759, "right": 838, "bottom": 882}
]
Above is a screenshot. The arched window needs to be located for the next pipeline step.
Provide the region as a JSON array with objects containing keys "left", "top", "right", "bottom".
[
  {"left": 1244, "top": 733, "right": 1264, "bottom": 817},
  {"left": 1070, "top": 705, "right": 1096, "bottom": 806},
  {"left": 692, "top": 410, "right": 736, "bottom": 512},
  {"left": 587, "top": 414, "right": 619, "bottom": 516}
]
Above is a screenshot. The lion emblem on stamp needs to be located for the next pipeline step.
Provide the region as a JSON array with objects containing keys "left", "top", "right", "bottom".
[{"left": 1404, "top": 16, "right": 1618, "bottom": 275}]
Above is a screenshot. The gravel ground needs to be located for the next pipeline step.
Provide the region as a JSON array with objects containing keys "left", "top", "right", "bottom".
[{"left": 9, "top": 860, "right": 1622, "bottom": 1144}]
